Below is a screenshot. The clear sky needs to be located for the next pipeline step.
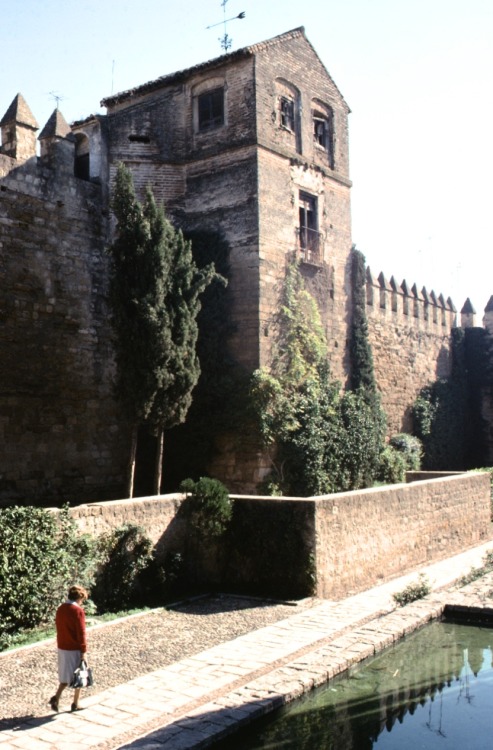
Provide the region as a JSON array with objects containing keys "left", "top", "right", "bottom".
[{"left": 1, "top": 0, "right": 492, "bottom": 314}]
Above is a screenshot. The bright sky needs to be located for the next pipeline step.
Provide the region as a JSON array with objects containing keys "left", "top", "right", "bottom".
[{"left": 1, "top": 0, "right": 492, "bottom": 314}]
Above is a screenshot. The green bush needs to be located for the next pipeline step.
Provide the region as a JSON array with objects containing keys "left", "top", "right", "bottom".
[
  {"left": 459, "top": 549, "right": 493, "bottom": 586},
  {"left": 393, "top": 574, "right": 431, "bottom": 607},
  {"left": 0, "top": 505, "right": 97, "bottom": 651},
  {"left": 180, "top": 477, "right": 232, "bottom": 539},
  {"left": 91, "top": 525, "right": 154, "bottom": 613},
  {"left": 377, "top": 446, "right": 407, "bottom": 484},
  {"left": 389, "top": 433, "right": 423, "bottom": 470}
]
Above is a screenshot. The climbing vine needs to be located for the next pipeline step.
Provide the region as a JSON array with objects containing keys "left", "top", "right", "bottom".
[{"left": 251, "top": 258, "right": 386, "bottom": 496}]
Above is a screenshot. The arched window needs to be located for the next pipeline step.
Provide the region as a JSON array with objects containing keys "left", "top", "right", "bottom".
[
  {"left": 192, "top": 78, "right": 226, "bottom": 134},
  {"left": 274, "top": 79, "right": 301, "bottom": 154},
  {"left": 312, "top": 100, "right": 334, "bottom": 169},
  {"left": 74, "top": 133, "right": 90, "bottom": 180}
]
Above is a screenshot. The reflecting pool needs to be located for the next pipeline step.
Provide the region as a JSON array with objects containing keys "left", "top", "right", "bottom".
[{"left": 216, "top": 621, "right": 493, "bottom": 749}]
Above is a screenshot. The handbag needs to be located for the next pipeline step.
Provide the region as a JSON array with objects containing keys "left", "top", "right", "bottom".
[{"left": 70, "top": 659, "right": 94, "bottom": 688}]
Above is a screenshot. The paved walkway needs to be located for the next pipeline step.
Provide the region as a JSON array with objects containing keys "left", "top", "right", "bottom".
[{"left": 2, "top": 539, "right": 493, "bottom": 750}]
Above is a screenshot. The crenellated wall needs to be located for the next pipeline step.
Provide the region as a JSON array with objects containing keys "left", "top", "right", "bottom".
[
  {"left": 1, "top": 29, "right": 493, "bottom": 504},
  {"left": 365, "top": 267, "right": 456, "bottom": 434},
  {"left": 0, "top": 101, "right": 129, "bottom": 505}
]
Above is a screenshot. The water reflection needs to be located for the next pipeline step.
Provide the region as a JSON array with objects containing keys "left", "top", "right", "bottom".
[{"left": 217, "top": 622, "right": 493, "bottom": 749}]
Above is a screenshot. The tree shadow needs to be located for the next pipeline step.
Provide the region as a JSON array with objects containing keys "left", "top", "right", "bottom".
[{"left": 170, "top": 592, "right": 298, "bottom": 616}]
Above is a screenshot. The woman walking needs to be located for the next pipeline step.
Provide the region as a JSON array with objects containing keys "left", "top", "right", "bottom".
[{"left": 49, "top": 585, "right": 89, "bottom": 713}]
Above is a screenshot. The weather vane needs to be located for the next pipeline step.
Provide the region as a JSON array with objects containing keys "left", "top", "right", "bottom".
[
  {"left": 207, "top": 0, "right": 245, "bottom": 52},
  {"left": 48, "top": 91, "right": 66, "bottom": 110}
]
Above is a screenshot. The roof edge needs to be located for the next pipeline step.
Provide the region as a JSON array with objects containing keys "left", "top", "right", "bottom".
[{"left": 101, "top": 27, "right": 308, "bottom": 109}]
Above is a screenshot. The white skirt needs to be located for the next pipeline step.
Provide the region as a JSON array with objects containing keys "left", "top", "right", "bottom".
[{"left": 57, "top": 649, "right": 81, "bottom": 684}]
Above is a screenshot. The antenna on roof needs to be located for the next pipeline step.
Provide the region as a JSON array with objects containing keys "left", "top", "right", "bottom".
[
  {"left": 48, "top": 91, "right": 66, "bottom": 110},
  {"left": 206, "top": 0, "right": 245, "bottom": 52}
]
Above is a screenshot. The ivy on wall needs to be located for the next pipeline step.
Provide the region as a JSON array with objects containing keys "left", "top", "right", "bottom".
[{"left": 251, "top": 255, "right": 386, "bottom": 496}]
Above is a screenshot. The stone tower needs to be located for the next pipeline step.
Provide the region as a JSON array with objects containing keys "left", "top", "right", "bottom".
[
  {"left": 86, "top": 27, "right": 353, "bottom": 387},
  {"left": 0, "top": 93, "right": 38, "bottom": 161}
]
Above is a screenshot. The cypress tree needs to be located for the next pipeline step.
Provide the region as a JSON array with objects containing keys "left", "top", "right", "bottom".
[
  {"left": 349, "top": 246, "right": 376, "bottom": 393},
  {"left": 108, "top": 164, "right": 170, "bottom": 495},
  {"left": 149, "top": 217, "right": 220, "bottom": 493},
  {"left": 108, "top": 163, "right": 219, "bottom": 496}
]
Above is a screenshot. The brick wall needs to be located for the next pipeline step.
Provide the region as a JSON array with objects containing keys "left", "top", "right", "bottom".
[{"left": 254, "top": 30, "right": 352, "bottom": 383}]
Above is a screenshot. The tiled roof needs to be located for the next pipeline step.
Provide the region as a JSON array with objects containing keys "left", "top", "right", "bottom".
[{"left": 101, "top": 27, "right": 309, "bottom": 108}]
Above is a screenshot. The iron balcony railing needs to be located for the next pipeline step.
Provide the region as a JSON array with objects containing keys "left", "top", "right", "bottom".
[{"left": 297, "top": 227, "right": 323, "bottom": 265}]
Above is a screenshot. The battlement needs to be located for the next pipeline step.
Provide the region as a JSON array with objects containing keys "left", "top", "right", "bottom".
[
  {"left": 365, "top": 267, "right": 457, "bottom": 332},
  {"left": 0, "top": 93, "right": 107, "bottom": 187}
]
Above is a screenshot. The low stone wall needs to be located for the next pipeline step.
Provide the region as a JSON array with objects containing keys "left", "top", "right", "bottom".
[
  {"left": 67, "top": 472, "right": 492, "bottom": 600},
  {"left": 314, "top": 472, "right": 492, "bottom": 598},
  {"left": 69, "top": 494, "right": 187, "bottom": 555}
]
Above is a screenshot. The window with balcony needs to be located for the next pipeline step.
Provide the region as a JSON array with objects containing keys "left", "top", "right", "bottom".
[{"left": 298, "top": 191, "right": 322, "bottom": 265}]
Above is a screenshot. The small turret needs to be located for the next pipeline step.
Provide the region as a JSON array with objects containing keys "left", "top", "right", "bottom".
[
  {"left": 38, "top": 108, "right": 72, "bottom": 159},
  {"left": 460, "top": 298, "right": 476, "bottom": 328},
  {"left": 483, "top": 296, "right": 493, "bottom": 335},
  {"left": 0, "top": 93, "right": 38, "bottom": 161}
]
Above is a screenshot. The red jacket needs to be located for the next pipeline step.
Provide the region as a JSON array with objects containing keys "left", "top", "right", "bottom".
[{"left": 55, "top": 602, "right": 87, "bottom": 652}]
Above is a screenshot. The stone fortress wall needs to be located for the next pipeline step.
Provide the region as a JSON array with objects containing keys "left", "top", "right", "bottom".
[
  {"left": 0, "top": 96, "right": 129, "bottom": 505},
  {"left": 1, "top": 28, "right": 493, "bottom": 502},
  {"left": 365, "top": 268, "right": 457, "bottom": 435}
]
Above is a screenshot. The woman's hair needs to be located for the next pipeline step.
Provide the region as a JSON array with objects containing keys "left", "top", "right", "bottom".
[{"left": 67, "top": 585, "right": 89, "bottom": 602}]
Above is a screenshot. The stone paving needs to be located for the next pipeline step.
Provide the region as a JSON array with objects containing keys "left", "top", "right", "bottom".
[{"left": 1, "top": 540, "right": 493, "bottom": 750}]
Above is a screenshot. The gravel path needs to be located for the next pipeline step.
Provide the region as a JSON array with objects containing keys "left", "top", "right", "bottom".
[{"left": 0, "top": 594, "right": 316, "bottom": 730}]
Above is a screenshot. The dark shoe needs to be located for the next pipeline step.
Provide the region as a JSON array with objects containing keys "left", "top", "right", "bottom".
[
  {"left": 71, "top": 703, "right": 82, "bottom": 712},
  {"left": 49, "top": 696, "right": 59, "bottom": 712}
]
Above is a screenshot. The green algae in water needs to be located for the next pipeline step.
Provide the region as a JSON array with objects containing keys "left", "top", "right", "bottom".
[{"left": 217, "top": 622, "right": 493, "bottom": 749}]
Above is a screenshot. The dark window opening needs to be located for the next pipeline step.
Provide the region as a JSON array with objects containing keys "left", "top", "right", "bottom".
[
  {"left": 313, "top": 110, "right": 334, "bottom": 167},
  {"left": 198, "top": 88, "right": 224, "bottom": 131},
  {"left": 128, "top": 134, "right": 151, "bottom": 143},
  {"left": 74, "top": 153, "right": 90, "bottom": 180},
  {"left": 280, "top": 97, "right": 295, "bottom": 131},
  {"left": 298, "top": 191, "right": 322, "bottom": 265},
  {"left": 313, "top": 116, "right": 328, "bottom": 147}
]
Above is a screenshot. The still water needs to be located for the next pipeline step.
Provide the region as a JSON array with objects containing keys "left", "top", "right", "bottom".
[{"left": 216, "top": 621, "right": 493, "bottom": 749}]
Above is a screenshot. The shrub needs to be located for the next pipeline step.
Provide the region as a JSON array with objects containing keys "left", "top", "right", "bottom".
[
  {"left": 180, "top": 477, "right": 232, "bottom": 539},
  {"left": 91, "top": 525, "right": 154, "bottom": 613},
  {"left": 377, "top": 446, "right": 407, "bottom": 484},
  {"left": 459, "top": 548, "right": 493, "bottom": 586},
  {"left": 0, "top": 505, "right": 97, "bottom": 650},
  {"left": 389, "top": 433, "right": 423, "bottom": 471},
  {"left": 393, "top": 574, "right": 431, "bottom": 607}
]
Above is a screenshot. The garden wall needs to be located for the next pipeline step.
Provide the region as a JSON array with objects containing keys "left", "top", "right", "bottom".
[
  {"left": 313, "top": 472, "right": 492, "bottom": 598},
  {"left": 68, "top": 472, "right": 492, "bottom": 600}
]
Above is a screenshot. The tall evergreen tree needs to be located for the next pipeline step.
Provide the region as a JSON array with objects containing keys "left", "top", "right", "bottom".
[
  {"left": 108, "top": 163, "right": 219, "bottom": 496},
  {"left": 349, "top": 246, "right": 377, "bottom": 393},
  {"left": 148, "top": 216, "right": 220, "bottom": 493}
]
